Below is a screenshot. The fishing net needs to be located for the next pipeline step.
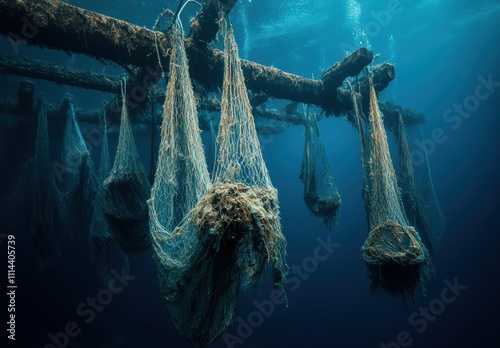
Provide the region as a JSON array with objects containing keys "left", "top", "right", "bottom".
[
  {"left": 32, "top": 105, "right": 59, "bottom": 266},
  {"left": 56, "top": 101, "right": 96, "bottom": 237},
  {"left": 415, "top": 127, "right": 445, "bottom": 245},
  {"left": 89, "top": 112, "right": 129, "bottom": 285},
  {"left": 396, "top": 116, "right": 434, "bottom": 251},
  {"left": 351, "top": 75, "right": 430, "bottom": 299},
  {"left": 102, "top": 81, "right": 151, "bottom": 253},
  {"left": 300, "top": 105, "right": 341, "bottom": 229},
  {"left": 148, "top": 24, "right": 212, "bottom": 346},
  {"left": 149, "top": 18, "right": 287, "bottom": 346}
]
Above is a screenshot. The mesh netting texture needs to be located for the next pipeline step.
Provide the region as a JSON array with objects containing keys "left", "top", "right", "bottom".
[
  {"left": 32, "top": 105, "right": 60, "bottom": 266},
  {"left": 89, "top": 112, "right": 129, "bottom": 285},
  {"left": 149, "top": 18, "right": 287, "bottom": 346},
  {"left": 396, "top": 116, "right": 435, "bottom": 252},
  {"left": 56, "top": 102, "right": 96, "bottom": 237},
  {"left": 415, "top": 127, "right": 445, "bottom": 246},
  {"left": 148, "top": 24, "right": 213, "bottom": 346},
  {"left": 102, "top": 82, "right": 151, "bottom": 253},
  {"left": 351, "top": 75, "right": 430, "bottom": 299},
  {"left": 300, "top": 105, "right": 341, "bottom": 229}
]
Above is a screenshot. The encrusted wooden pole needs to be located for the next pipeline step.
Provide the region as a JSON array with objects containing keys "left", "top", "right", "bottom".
[{"left": 0, "top": 0, "right": 380, "bottom": 112}]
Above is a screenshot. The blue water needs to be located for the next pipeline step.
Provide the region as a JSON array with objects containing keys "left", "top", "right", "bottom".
[{"left": 1, "top": 0, "right": 500, "bottom": 347}]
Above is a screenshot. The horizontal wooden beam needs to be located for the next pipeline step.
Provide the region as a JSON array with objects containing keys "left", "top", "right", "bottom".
[{"left": 0, "top": 0, "right": 379, "bottom": 112}]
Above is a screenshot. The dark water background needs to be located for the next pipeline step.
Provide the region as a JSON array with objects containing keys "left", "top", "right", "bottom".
[{"left": 1, "top": 0, "right": 500, "bottom": 347}]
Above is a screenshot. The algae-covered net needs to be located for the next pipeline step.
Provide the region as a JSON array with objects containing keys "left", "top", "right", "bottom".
[
  {"left": 350, "top": 75, "right": 430, "bottom": 299},
  {"left": 149, "top": 17, "right": 287, "bottom": 346},
  {"left": 102, "top": 81, "right": 151, "bottom": 253},
  {"left": 300, "top": 104, "right": 341, "bottom": 229},
  {"left": 89, "top": 112, "right": 129, "bottom": 285}
]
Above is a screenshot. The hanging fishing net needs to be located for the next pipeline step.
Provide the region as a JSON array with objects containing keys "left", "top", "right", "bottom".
[
  {"left": 149, "top": 18, "right": 287, "bottom": 346},
  {"left": 56, "top": 100, "right": 96, "bottom": 237},
  {"left": 89, "top": 112, "right": 129, "bottom": 285},
  {"left": 102, "top": 82, "right": 151, "bottom": 253},
  {"left": 32, "top": 105, "right": 59, "bottom": 266},
  {"left": 148, "top": 24, "right": 212, "bottom": 346},
  {"left": 396, "top": 116, "right": 435, "bottom": 251},
  {"left": 350, "top": 75, "right": 430, "bottom": 299},
  {"left": 414, "top": 127, "right": 445, "bottom": 246},
  {"left": 300, "top": 105, "right": 341, "bottom": 229}
]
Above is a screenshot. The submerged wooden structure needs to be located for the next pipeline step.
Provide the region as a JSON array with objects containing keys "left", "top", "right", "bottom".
[{"left": 0, "top": 0, "right": 425, "bottom": 129}]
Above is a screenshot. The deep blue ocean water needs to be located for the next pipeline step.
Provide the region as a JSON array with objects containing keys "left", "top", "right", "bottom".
[{"left": 1, "top": 0, "right": 500, "bottom": 347}]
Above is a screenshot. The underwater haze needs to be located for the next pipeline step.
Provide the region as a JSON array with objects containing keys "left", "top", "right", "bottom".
[{"left": 1, "top": 0, "right": 500, "bottom": 347}]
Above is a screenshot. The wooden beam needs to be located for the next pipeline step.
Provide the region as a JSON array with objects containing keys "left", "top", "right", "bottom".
[
  {"left": 188, "top": 0, "right": 238, "bottom": 44},
  {"left": 0, "top": 55, "right": 121, "bottom": 93},
  {"left": 0, "top": 0, "right": 379, "bottom": 112}
]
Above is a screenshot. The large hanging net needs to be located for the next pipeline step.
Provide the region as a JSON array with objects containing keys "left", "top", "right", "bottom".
[
  {"left": 148, "top": 24, "right": 212, "bottom": 346},
  {"left": 396, "top": 116, "right": 436, "bottom": 251},
  {"left": 102, "top": 81, "right": 151, "bottom": 253},
  {"left": 56, "top": 101, "right": 96, "bottom": 237},
  {"left": 351, "top": 75, "right": 430, "bottom": 299},
  {"left": 149, "top": 17, "right": 287, "bottom": 346},
  {"left": 300, "top": 105, "right": 341, "bottom": 229},
  {"left": 89, "top": 112, "right": 129, "bottom": 285},
  {"left": 32, "top": 105, "right": 59, "bottom": 266}
]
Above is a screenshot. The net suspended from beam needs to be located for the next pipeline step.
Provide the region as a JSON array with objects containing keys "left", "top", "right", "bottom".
[
  {"left": 102, "top": 81, "right": 151, "bottom": 253},
  {"left": 89, "top": 111, "right": 129, "bottom": 285},
  {"left": 300, "top": 105, "right": 341, "bottom": 229},
  {"left": 350, "top": 75, "right": 430, "bottom": 300},
  {"left": 32, "top": 105, "right": 60, "bottom": 267},
  {"left": 415, "top": 126, "right": 445, "bottom": 247},
  {"left": 148, "top": 24, "right": 212, "bottom": 346},
  {"left": 396, "top": 115, "right": 436, "bottom": 251},
  {"left": 149, "top": 17, "right": 288, "bottom": 346},
  {"left": 55, "top": 101, "right": 96, "bottom": 238}
]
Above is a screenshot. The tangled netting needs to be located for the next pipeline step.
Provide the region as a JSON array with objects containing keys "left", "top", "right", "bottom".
[
  {"left": 396, "top": 116, "right": 443, "bottom": 251},
  {"left": 32, "top": 105, "right": 59, "bottom": 266},
  {"left": 56, "top": 101, "right": 96, "bottom": 237},
  {"left": 102, "top": 81, "right": 151, "bottom": 253},
  {"left": 89, "top": 112, "right": 129, "bottom": 285},
  {"left": 149, "top": 18, "right": 287, "bottom": 346},
  {"left": 300, "top": 105, "right": 341, "bottom": 229},
  {"left": 351, "top": 75, "right": 430, "bottom": 300}
]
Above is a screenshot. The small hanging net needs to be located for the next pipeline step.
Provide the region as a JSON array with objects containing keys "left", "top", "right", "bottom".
[
  {"left": 32, "top": 105, "right": 59, "bottom": 266},
  {"left": 56, "top": 101, "right": 96, "bottom": 237},
  {"left": 396, "top": 116, "right": 436, "bottom": 251},
  {"left": 351, "top": 75, "right": 430, "bottom": 299},
  {"left": 300, "top": 105, "right": 341, "bottom": 229},
  {"left": 89, "top": 112, "right": 129, "bottom": 285},
  {"left": 149, "top": 18, "right": 287, "bottom": 346},
  {"left": 102, "top": 81, "right": 151, "bottom": 253}
]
